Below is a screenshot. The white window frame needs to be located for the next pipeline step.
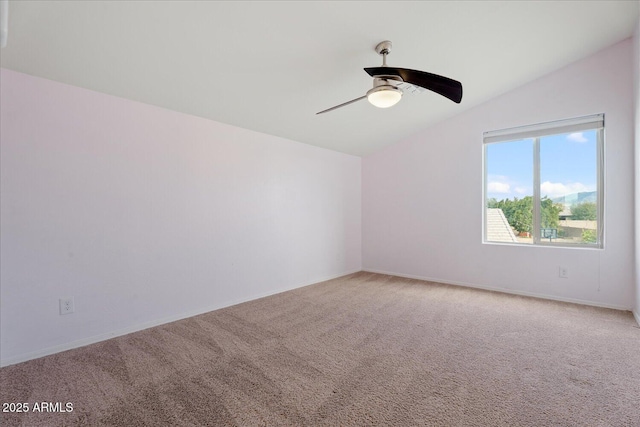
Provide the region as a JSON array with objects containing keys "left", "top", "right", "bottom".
[{"left": 483, "top": 114, "right": 604, "bottom": 248}]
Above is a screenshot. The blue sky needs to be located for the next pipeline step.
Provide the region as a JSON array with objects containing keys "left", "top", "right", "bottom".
[{"left": 486, "top": 130, "right": 597, "bottom": 201}]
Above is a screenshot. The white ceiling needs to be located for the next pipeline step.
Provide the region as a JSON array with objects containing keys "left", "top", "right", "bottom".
[{"left": 1, "top": 1, "right": 638, "bottom": 156}]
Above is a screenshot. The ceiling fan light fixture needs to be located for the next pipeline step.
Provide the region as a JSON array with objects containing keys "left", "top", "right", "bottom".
[{"left": 366, "top": 85, "right": 402, "bottom": 108}]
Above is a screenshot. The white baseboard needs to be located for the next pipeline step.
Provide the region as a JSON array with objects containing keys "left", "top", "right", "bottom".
[
  {"left": 0, "top": 268, "right": 361, "bottom": 368},
  {"left": 362, "top": 268, "right": 632, "bottom": 312},
  {"left": 633, "top": 310, "right": 640, "bottom": 327}
]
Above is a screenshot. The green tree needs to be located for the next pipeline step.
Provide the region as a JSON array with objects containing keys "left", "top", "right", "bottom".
[
  {"left": 510, "top": 197, "right": 533, "bottom": 234},
  {"left": 582, "top": 229, "right": 597, "bottom": 243},
  {"left": 541, "top": 197, "right": 563, "bottom": 229},
  {"left": 571, "top": 202, "right": 597, "bottom": 220},
  {"left": 491, "top": 196, "right": 532, "bottom": 234}
]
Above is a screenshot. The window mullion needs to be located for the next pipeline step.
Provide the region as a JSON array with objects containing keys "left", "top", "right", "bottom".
[{"left": 532, "top": 137, "right": 541, "bottom": 244}]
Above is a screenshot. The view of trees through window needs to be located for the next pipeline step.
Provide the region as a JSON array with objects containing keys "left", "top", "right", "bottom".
[
  {"left": 484, "top": 115, "right": 603, "bottom": 247},
  {"left": 487, "top": 197, "right": 597, "bottom": 244}
]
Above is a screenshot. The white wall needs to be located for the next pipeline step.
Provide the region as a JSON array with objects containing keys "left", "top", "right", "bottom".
[
  {"left": 634, "top": 14, "right": 640, "bottom": 324},
  {"left": 363, "top": 39, "right": 634, "bottom": 310},
  {"left": 0, "top": 69, "right": 362, "bottom": 366}
]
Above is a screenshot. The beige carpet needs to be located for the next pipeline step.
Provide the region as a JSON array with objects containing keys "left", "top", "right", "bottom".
[{"left": 1, "top": 272, "right": 639, "bottom": 426}]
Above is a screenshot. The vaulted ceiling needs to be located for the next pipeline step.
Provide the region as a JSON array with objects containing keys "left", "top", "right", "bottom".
[{"left": 1, "top": 1, "right": 637, "bottom": 156}]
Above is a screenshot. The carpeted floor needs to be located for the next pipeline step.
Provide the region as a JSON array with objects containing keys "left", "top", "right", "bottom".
[{"left": 1, "top": 272, "right": 639, "bottom": 426}]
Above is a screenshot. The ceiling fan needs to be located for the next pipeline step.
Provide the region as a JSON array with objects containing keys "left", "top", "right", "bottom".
[{"left": 317, "top": 41, "right": 463, "bottom": 115}]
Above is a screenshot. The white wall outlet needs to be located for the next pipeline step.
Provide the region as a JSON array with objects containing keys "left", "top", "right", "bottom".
[
  {"left": 559, "top": 266, "right": 569, "bottom": 279},
  {"left": 59, "top": 297, "right": 74, "bottom": 315}
]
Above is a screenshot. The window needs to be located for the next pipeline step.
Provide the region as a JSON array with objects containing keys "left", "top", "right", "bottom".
[{"left": 483, "top": 114, "right": 604, "bottom": 248}]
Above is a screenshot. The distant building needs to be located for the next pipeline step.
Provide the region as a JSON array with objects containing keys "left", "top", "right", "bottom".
[{"left": 559, "top": 204, "right": 573, "bottom": 221}]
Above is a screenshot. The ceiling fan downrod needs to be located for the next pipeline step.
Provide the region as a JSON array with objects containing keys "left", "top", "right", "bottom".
[{"left": 375, "top": 40, "right": 392, "bottom": 67}]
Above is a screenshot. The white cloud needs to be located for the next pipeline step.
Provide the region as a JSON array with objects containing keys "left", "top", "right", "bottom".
[
  {"left": 514, "top": 186, "right": 528, "bottom": 195},
  {"left": 487, "top": 181, "right": 510, "bottom": 193},
  {"left": 540, "top": 181, "right": 590, "bottom": 198},
  {"left": 567, "top": 132, "right": 587, "bottom": 143}
]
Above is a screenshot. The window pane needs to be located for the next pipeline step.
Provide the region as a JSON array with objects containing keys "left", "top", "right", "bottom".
[
  {"left": 539, "top": 130, "right": 598, "bottom": 245},
  {"left": 485, "top": 139, "right": 533, "bottom": 244}
]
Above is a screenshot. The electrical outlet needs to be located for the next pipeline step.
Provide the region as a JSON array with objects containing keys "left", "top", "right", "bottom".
[
  {"left": 559, "top": 266, "right": 569, "bottom": 279},
  {"left": 59, "top": 297, "right": 74, "bottom": 315}
]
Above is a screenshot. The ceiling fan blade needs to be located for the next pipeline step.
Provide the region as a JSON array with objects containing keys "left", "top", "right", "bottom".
[
  {"left": 392, "top": 81, "right": 426, "bottom": 94},
  {"left": 365, "top": 67, "right": 462, "bottom": 103},
  {"left": 316, "top": 95, "right": 367, "bottom": 115}
]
